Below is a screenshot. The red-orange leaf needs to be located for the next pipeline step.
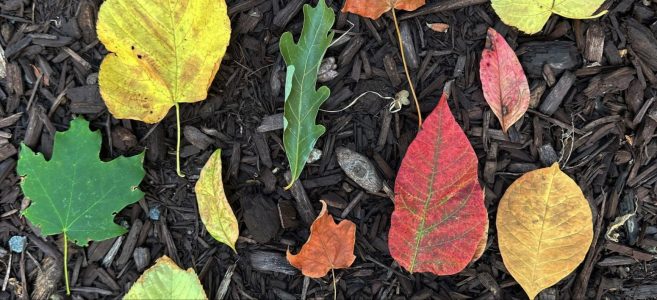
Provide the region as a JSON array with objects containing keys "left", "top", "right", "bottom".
[
  {"left": 389, "top": 83, "right": 488, "bottom": 275},
  {"left": 342, "top": 0, "right": 425, "bottom": 20},
  {"left": 287, "top": 200, "right": 356, "bottom": 278},
  {"left": 479, "top": 27, "right": 530, "bottom": 133}
]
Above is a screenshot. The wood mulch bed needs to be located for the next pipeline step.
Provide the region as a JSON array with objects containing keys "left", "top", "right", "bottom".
[{"left": 1, "top": 0, "right": 657, "bottom": 299}]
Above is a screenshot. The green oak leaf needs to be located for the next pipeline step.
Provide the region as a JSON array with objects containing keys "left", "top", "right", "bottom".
[
  {"left": 17, "top": 117, "right": 145, "bottom": 247},
  {"left": 491, "top": 0, "right": 606, "bottom": 34},
  {"left": 279, "top": 0, "right": 335, "bottom": 188},
  {"left": 124, "top": 256, "right": 207, "bottom": 299}
]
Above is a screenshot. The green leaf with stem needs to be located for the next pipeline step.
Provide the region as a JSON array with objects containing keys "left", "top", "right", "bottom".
[
  {"left": 279, "top": 0, "right": 335, "bottom": 189},
  {"left": 17, "top": 117, "right": 145, "bottom": 295}
]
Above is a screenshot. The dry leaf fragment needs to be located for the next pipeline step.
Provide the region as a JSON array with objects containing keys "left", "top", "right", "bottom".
[
  {"left": 480, "top": 28, "right": 530, "bottom": 133},
  {"left": 342, "top": 0, "right": 425, "bottom": 20},
  {"left": 287, "top": 200, "right": 356, "bottom": 278},
  {"left": 427, "top": 23, "right": 449, "bottom": 33},
  {"left": 497, "top": 163, "right": 593, "bottom": 299}
]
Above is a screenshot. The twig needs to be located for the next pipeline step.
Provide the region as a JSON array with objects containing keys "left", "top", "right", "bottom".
[{"left": 392, "top": 9, "right": 422, "bottom": 128}]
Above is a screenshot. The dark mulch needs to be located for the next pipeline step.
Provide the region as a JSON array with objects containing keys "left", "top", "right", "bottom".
[{"left": 1, "top": 0, "right": 657, "bottom": 299}]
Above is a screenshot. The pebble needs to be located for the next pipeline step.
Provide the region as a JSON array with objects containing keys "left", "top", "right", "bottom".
[
  {"left": 8, "top": 236, "right": 26, "bottom": 253},
  {"left": 149, "top": 207, "right": 160, "bottom": 221}
]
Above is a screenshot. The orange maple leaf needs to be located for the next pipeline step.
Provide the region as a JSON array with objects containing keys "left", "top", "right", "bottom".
[
  {"left": 287, "top": 200, "right": 356, "bottom": 278},
  {"left": 342, "top": 0, "right": 425, "bottom": 19}
]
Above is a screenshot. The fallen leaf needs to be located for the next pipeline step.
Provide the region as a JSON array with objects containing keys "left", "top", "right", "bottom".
[
  {"left": 97, "top": 0, "right": 230, "bottom": 123},
  {"left": 491, "top": 0, "right": 606, "bottom": 34},
  {"left": 388, "top": 83, "right": 488, "bottom": 275},
  {"left": 497, "top": 163, "right": 593, "bottom": 299},
  {"left": 195, "top": 149, "right": 239, "bottom": 251},
  {"left": 287, "top": 200, "right": 356, "bottom": 278},
  {"left": 124, "top": 256, "right": 206, "bottom": 299},
  {"left": 18, "top": 117, "right": 144, "bottom": 246},
  {"left": 427, "top": 23, "right": 450, "bottom": 33},
  {"left": 97, "top": 0, "right": 231, "bottom": 176},
  {"left": 280, "top": 0, "right": 335, "bottom": 188},
  {"left": 17, "top": 117, "right": 145, "bottom": 294},
  {"left": 342, "top": 0, "right": 425, "bottom": 20},
  {"left": 479, "top": 28, "right": 530, "bottom": 133}
]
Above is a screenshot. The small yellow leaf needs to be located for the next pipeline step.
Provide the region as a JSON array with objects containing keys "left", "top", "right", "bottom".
[
  {"left": 497, "top": 163, "right": 593, "bottom": 299},
  {"left": 491, "top": 0, "right": 606, "bottom": 34},
  {"left": 195, "top": 149, "right": 239, "bottom": 251},
  {"left": 97, "top": 0, "right": 231, "bottom": 123}
]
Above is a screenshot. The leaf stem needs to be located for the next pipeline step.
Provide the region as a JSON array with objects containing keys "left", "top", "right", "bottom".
[
  {"left": 64, "top": 232, "right": 70, "bottom": 295},
  {"left": 391, "top": 8, "right": 422, "bottom": 128},
  {"left": 331, "top": 268, "right": 337, "bottom": 300},
  {"left": 175, "top": 103, "right": 185, "bottom": 177}
]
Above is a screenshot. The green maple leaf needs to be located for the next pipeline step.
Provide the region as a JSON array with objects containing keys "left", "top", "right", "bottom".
[
  {"left": 17, "top": 117, "right": 145, "bottom": 247},
  {"left": 279, "top": 0, "right": 335, "bottom": 188}
]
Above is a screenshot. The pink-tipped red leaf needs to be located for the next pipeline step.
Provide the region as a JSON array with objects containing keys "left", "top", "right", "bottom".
[
  {"left": 479, "top": 27, "right": 530, "bottom": 133},
  {"left": 389, "top": 83, "right": 488, "bottom": 275}
]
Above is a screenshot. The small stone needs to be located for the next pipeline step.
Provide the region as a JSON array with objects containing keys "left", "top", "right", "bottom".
[
  {"left": 306, "top": 148, "right": 322, "bottom": 164},
  {"left": 8, "top": 236, "right": 26, "bottom": 253},
  {"left": 85, "top": 72, "right": 98, "bottom": 85},
  {"left": 149, "top": 207, "right": 160, "bottom": 221},
  {"left": 317, "top": 57, "right": 338, "bottom": 83}
]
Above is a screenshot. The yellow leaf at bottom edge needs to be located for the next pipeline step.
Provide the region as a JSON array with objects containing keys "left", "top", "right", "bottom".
[
  {"left": 97, "top": 0, "right": 231, "bottom": 123},
  {"left": 195, "top": 149, "right": 239, "bottom": 251},
  {"left": 496, "top": 163, "right": 593, "bottom": 299}
]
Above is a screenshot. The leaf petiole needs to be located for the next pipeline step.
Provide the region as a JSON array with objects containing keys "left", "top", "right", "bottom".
[
  {"left": 63, "top": 232, "right": 70, "bottom": 295},
  {"left": 174, "top": 103, "right": 185, "bottom": 177},
  {"left": 391, "top": 8, "right": 422, "bottom": 128}
]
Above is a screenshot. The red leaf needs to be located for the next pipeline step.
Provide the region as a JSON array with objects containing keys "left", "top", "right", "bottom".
[
  {"left": 287, "top": 200, "right": 356, "bottom": 278},
  {"left": 389, "top": 83, "right": 488, "bottom": 275},
  {"left": 479, "top": 27, "right": 530, "bottom": 133},
  {"left": 342, "top": 0, "right": 425, "bottom": 20}
]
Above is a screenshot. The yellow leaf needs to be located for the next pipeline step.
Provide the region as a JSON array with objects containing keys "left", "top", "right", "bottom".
[
  {"left": 97, "top": 0, "right": 230, "bottom": 123},
  {"left": 496, "top": 163, "right": 593, "bottom": 299},
  {"left": 194, "top": 149, "right": 239, "bottom": 251},
  {"left": 491, "top": 0, "right": 606, "bottom": 34}
]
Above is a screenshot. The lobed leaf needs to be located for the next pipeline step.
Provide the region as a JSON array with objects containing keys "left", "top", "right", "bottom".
[
  {"left": 279, "top": 0, "right": 335, "bottom": 188},
  {"left": 287, "top": 200, "right": 356, "bottom": 278},
  {"left": 479, "top": 28, "right": 530, "bottom": 133},
  {"left": 497, "top": 163, "right": 593, "bottom": 299},
  {"left": 388, "top": 83, "right": 488, "bottom": 275},
  {"left": 18, "top": 117, "right": 145, "bottom": 246}
]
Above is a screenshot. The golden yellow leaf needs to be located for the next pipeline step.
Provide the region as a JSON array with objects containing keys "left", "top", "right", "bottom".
[
  {"left": 97, "top": 0, "right": 231, "bottom": 176},
  {"left": 496, "top": 163, "right": 593, "bottom": 299},
  {"left": 97, "top": 0, "right": 230, "bottom": 123},
  {"left": 491, "top": 0, "right": 606, "bottom": 34},
  {"left": 194, "top": 149, "right": 239, "bottom": 251}
]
